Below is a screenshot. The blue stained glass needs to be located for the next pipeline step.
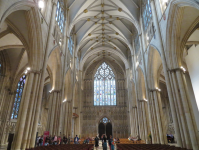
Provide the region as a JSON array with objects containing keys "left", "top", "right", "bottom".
[
  {"left": 94, "top": 62, "right": 116, "bottom": 106},
  {"left": 11, "top": 75, "right": 26, "bottom": 119}
]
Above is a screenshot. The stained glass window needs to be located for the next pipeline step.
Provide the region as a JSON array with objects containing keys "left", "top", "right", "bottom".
[
  {"left": 94, "top": 62, "right": 116, "bottom": 106},
  {"left": 55, "top": 0, "right": 65, "bottom": 33},
  {"left": 99, "top": 117, "right": 111, "bottom": 124},
  {"left": 142, "top": 0, "right": 152, "bottom": 30},
  {"left": 11, "top": 75, "right": 26, "bottom": 119},
  {"left": 68, "top": 36, "right": 73, "bottom": 55}
]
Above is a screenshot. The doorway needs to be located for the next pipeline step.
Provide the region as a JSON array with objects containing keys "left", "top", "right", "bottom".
[
  {"left": 98, "top": 123, "right": 105, "bottom": 139},
  {"left": 106, "top": 123, "right": 112, "bottom": 139}
]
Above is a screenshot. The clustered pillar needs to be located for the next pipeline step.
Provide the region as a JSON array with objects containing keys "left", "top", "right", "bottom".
[
  {"left": 168, "top": 69, "right": 199, "bottom": 149},
  {"left": 11, "top": 71, "right": 41, "bottom": 150}
]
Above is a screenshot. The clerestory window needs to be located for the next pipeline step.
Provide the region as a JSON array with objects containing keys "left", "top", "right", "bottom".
[
  {"left": 68, "top": 36, "right": 73, "bottom": 56},
  {"left": 94, "top": 62, "right": 116, "bottom": 106},
  {"left": 11, "top": 75, "right": 26, "bottom": 119},
  {"left": 56, "top": 0, "right": 65, "bottom": 33},
  {"left": 142, "top": 0, "right": 152, "bottom": 30}
]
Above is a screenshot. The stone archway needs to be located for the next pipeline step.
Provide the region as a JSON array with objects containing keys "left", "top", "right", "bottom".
[{"left": 98, "top": 117, "right": 112, "bottom": 139}]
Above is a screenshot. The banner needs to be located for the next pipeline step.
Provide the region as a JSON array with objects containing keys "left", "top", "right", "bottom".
[{"left": 43, "top": 131, "right": 50, "bottom": 145}]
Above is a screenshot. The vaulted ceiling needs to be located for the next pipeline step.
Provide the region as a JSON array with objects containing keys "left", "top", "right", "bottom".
[{"left": 66, "top": 0, "right": 140, "bottom": 71}]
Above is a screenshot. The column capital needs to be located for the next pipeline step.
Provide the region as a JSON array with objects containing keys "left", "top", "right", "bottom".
[
  {"left": 132, "top": 106, "right": 137, "bottom": 109},
  {"left": 167, "top": 68, "right": 186, "bottom": 74}
]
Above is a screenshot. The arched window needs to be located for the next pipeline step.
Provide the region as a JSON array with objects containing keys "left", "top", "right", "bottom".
[
  {"left": 68, "top": 36, "right": 73, "bottom": 55},
  {"left": 142, "top": 0, "right": 152, "bottom": 30},
  {"left": 94, "top": 62, "right": 116, "bottom": 106},
  {"left": 11, "top": 75, "right": 26, "bottom": 119},
  {"left": 56, "top": 0, "right": 65, "bottom": 33}
]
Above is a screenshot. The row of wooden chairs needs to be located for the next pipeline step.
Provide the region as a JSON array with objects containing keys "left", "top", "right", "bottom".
[
  {"left": 26, "top": 144, "right": 94, "bottom": 150},
  {"left": 116, "top": 144, "right": 191, "bottom": 150}
]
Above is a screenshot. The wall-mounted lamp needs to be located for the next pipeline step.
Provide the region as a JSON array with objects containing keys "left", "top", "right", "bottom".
[
  {"left": 25, "top": 67, "right": 31, "bottom": 74},
  {"left": 180, "top": 66, "right": 186, "bottom": 73},
  {"left": 156, "top": 87, "right": 161, "bottom": 92},
  {"left": 49, "top": 88, "right": 54, "bottom": 93},
  {"left": 147, "top": 36, "right": 149, "bottom": 40},
  {"left": 63, "top": 99, "right": 67, "bottom": 103},
  {"left": 38, "top": 0, "right": 44, "bottom": 9},
  {"left": 143, "top": 99, "right": 148, "bottom": 102}
]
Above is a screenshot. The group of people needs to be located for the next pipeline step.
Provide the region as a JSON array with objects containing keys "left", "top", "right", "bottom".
[
  {"left": 37, "top": 134, "right": 72, "bottom": 146},
  {"left": 94, "top": 134, "right": 115, "bottom": 150}
]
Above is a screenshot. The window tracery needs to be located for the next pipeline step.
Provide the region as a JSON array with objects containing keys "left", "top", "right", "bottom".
[
  {"left": 94, "top": 62, "right": 116, "bottom": 106},
  {"left": 142, "top": 0, "right": 152, "bottom": 30},
  {"left": 11, "top": 75, "right": 26, "bottom": 119},
  {"left": 56, "top": 0, "right": 65, "bottom": 33},
  {"left": 99, "top": 117, "right": 111, "bottom": 124}
]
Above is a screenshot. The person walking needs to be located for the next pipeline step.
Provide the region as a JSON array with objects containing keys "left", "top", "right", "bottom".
[
  {"left": 108, "top": 135, "right": 113, "bottom": 150},
  {"left": 103, "top": 134, "right": 107, "bottom": 150},
  {"left": 39, "top": 136, "right": 43, "bottom": 146},
  {"left": 95, "top": 136, "right": 99, "bottom": 150},
  {"left": 74, "top": 135, "right": 79, "bottom": 144}
]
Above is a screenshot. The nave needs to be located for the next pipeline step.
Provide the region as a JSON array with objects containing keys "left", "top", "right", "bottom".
[{"left": 0, "top": 0, "right": 199, "bottom": 150}]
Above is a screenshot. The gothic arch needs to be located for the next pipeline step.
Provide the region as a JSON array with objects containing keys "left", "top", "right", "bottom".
[
  {"left": 165, "top": 0, "right": 199, "bottom": 69},
  {"left": 147, "top": 46, "right": 163, "bottom": 89}
]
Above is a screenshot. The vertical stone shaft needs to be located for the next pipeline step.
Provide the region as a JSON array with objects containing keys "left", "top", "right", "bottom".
[{"left": 171, "top": 71, "right": 190, "bottom": 148}]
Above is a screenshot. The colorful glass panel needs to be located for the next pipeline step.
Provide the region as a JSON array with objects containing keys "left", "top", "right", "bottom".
[
  {"left": 94, "top": 62, "right": 116, "bottom": 106},
  {"left": 11, "top": 75, "right": 26, "bottom": 119}
]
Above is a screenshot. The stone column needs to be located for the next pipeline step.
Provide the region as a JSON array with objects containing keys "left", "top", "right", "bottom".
[
  {"left": 21, "top": 73, "right": 39, "bottom": 150},
  {"left": 150, "top": 0, "right": 182, "bottom": 147},
  {"left": 0, "top": 90, "right": 14, "bottom": 148},
  {"left": 176, "top": 70, "right": 199, "bottom": 149},
  {"left": 11, "top": 72, "right": 34, "bottom": 150},
  {"left": 170, "top": 71, "right": 190, "bottom": 148},
  {"left": 46, "top": 92, "right": 54, "bottom": 132},
  {"left": 153, "top": 90, "right": 165, "bottom": 144},
  {"left": 29, "top": 0, "right": 58, "bottom": 147},
  {"left": 27, "top": 74, "right": 41, "bottom": 148},
  {"left": 49, "top": 91, "right": 58, "bottom": 135},
  {"left": 140, "top": 100, "right": 148, "bottom": 143},
  {"left": 149, "top": 91, "right": 159, "bottom": 143}
]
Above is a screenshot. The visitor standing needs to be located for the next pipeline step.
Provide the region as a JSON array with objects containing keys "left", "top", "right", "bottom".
[
  {"left": 95, "top": 136, "right": 99, "bottom": 150},
  {"left": 39, "top": 136, "right": 43, "bottom": 146},
  {"left": 103, "top": 135, "right": 107, "bottom": 150},
  {"left": 74, "top": 135, "right": 79, "bottom": 144}
]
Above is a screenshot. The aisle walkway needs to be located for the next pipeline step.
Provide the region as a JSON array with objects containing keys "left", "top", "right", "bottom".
[{"left": 95, "top": 140, "right": 116, "bottom": 150}]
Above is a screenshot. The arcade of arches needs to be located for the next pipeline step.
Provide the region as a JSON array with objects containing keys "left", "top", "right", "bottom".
[{"left": 0, "top": 0, "right": 199, "bottom": 150}]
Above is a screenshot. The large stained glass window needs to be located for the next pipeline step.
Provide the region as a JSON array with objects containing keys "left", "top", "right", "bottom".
[
  {"left": 11, "top": 75, "right": 26, "bottom": 119},
  {"left": 94, "top": 62, "right": 116, "bottom": 106},
  {"left": 56, "top": 0, "right": 65, "bottom": 33},
  {"left": 142, "top": 0, "right": 152, "bottom": 30}
]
